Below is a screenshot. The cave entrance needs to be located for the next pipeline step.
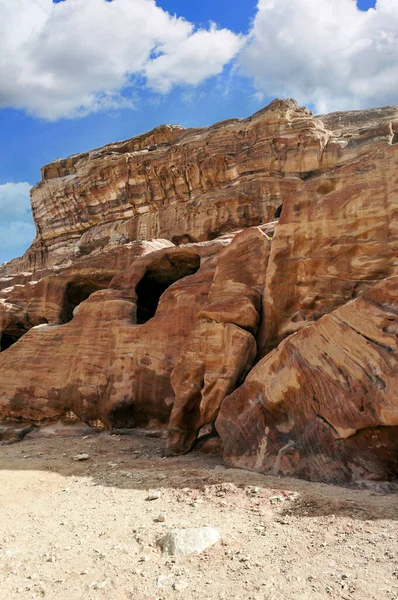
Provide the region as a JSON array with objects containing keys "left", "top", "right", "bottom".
[
  {"left": 136, "top": 253, "right": 201, "bottom": 324},
  {"left": 274, "top": 204, "right": 283, "bottom": 219},
  {"left": 61, "top": 279, "right": 112, "bottom": 323},
  {"left": 108, "top": 401, "right": 136, "bottom": 429},
  {"left": 0, "top": 324, "right": 28, "bottom": 352}
]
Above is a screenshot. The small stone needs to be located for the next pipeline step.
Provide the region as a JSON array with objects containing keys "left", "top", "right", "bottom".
[
  {"left": 146, "top": 490, "right": 161, "bottom": 501},
  {"left": 155, "top": 513, "right": 167, "bottom": 523},
  {"left": 173, "top": 580, "right": 189, "bottom": 591},
  {"left": 73, "top": 453, "right": 90, "bottom": 461},
  {"left": 240, "top": 555, "right": 251, "bottom": 563},
  {"left": 138, "top": 555, "right": 151, "bottom": 563},
  {"left": 269, "top": 495, "right": 284, "bottom": 503},
  {"left": 162, "top": 527, "right": 221, "bottom": 556},
  {"left": 156, "top": 574, "right": 174, "bottom": 588}
]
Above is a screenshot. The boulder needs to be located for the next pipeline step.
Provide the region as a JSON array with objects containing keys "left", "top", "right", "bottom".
[
  {"left": 217, "top": 276, "right": 398, "bottom": 484},
  {"left": 161, "top": 527, "right": 221, "bottom": 556},
  {"left": 166, "top": 227, "right": 270, "bottom": 455}
]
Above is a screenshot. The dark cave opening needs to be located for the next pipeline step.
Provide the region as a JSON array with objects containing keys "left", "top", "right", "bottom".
[
  {"left": 136, "top": 254, "right": 201, "bottom": 324},
  {"left": 61, "top": 280, "right": 111, "bottom": 323},
  {"left": 171, "top": 233, "right": 198, "bottom": 245},
  {"left": 274, "top": 204, "right": 283, "bottom": 219},
  {"left": 136, "top": 278, "right": 172, "bottom": 324},
  {"left": 108, "top": 401, "right": 136, "bottom": 429},
  {"left": 0, "top": 324, "right": 28, "bottom": 352},
  {"left": 0, "top": 333, "right": 20, "bottom": 352}
]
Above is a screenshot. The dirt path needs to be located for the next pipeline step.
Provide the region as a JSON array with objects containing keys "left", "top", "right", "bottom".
[{"left": 1, "top": 431, "right": 398, "bottom": 600}]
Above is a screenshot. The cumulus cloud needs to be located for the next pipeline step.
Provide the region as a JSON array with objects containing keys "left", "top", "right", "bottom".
[
  {"left": 0, "top": 183, "right": 35, "bottom": 262},
  {"left": 239, "top": 0, "right": 398, "bottom": 113},
  {"left": 0, "top": 0, "right": 242, "bottom": 120}
]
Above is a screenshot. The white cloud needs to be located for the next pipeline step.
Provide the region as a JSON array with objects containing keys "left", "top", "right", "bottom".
[
  {"left": 0, "top": 182, "right": 33, "bottom": 219},
  {"left": 0, "top": 0, "right": 241, "bottom": 120},
  {"left": 145, "top": 24, "right": 243, "bottom": 93},
  {"left": 0, "top": 183, "right": 36, "bottom": 261},
  {"left": 0, "top": 221, "right": 36, "bottom": 251},
  {"left": 239, "top": 0, "right": 398, "bottom": 113}
]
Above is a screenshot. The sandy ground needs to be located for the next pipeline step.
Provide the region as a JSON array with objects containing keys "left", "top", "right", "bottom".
[{"left": 1, "top": 430, "right": 398, "bottom": 600}]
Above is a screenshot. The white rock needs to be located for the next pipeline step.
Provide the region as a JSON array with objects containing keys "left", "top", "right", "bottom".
[
  {"left": 146, "top": 490, "right": 161, "bottom": 501},
  {"left": 173, "top": 580, "right": 189, "bottom": 591},
  {"left": 161, "top": 527, "right": 220, "bottom": 556},
  {"left": 155, "top": 513, "right": 167, "bottom": 523},
  {"left": 73, "top": 454, "right": 90, "bottom": 461}
]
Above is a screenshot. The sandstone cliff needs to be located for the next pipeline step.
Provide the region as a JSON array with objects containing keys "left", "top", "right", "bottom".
[{"left": 1, "top": 99, "right": 397, "bottom": 484}]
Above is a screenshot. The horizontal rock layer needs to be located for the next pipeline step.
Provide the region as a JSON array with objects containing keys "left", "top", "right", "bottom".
[
  {"left": 2, "top": 99, "right": 397, "bottom": 277},
  {"left": 1, "top": 99, "right": 397, "bottom": 485}
]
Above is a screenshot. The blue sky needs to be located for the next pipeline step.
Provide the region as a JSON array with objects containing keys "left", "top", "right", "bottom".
[{"left": 1, "top": 0, "right": 392, "bottom": 265}]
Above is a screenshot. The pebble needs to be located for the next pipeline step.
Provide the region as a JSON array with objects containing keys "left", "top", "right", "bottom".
[
  {"left": 173, "top": 580, "right": 189, "bottom": 591},
  {"left": 154, "top": 513, "right": 167, "bottom": 523},
  {"left": 162, "top": 527, "right": 221, "bottom": 556},
  {"left": 73, "top": 453, "right": 90, "bottom": 461},
  {"left": 146, "top": 491, "right": 161, "bottom": 501}
]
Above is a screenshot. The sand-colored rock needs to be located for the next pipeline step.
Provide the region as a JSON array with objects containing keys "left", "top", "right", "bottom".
[
  {"left": 0, "top": 242, "right": 224, "bottom": 426},
  {"left": 217, "top": 276, "right": 398, "bottom": 484},
  {"left": 0, "top": 240, "right": 174, "bottom": 349},
  {"left": 259, "top": 109, "right": 398, "bottom": 356},
  {"left": 6, "top": 99, "right": 397, "bottom": 277},
  {"left": 166, "top": 227, "right": 271, "bottom": 455},
  {"left": 0, "top": 100, "right": 398, "bottom": 487}
]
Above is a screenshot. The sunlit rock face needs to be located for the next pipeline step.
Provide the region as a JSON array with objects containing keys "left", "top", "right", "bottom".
[
  {"left": 217, "top": 276, "right": 398, "bottom": 484},
  {"left": 0, "top": 99, "right": 398, "bottom": 484}
]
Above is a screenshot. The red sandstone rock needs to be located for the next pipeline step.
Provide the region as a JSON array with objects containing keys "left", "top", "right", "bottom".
[
  {"left": 0, "top": 100, "right": 397, "bottom": 487},
  {"left": 166, "top": 227, "right": 271, "bottom": 455},
  {"left": 0, "top": 241, "right": 225, "bottom": 426},
  {"left": 6, "top": 99, "right": 397, "bottom": 277},
  {"left": 217, "top": 276, "right": 398, "bottom": 484},
  {"left": 259, "top": 138, "right": 398, "bottom": 357}
]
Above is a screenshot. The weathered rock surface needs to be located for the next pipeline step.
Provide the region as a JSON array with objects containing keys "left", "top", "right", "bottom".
[
  {"left": 0, "top": 240, "right": 173, "bottom": 347},
  {"left": 5, "top": 99, "right": 396, "bottom": 278},
  {"left": 0, "top": 99, "right": 398, "bottom": 485},
  {"left": 217, "top": 276, "right": 398, "bottom": 484},
  {"left": 0, "top": 242, "right": 222, "bottom": 426},
  {"left": 259, "top": 131, "right": 398, "bottom": 356},
  {"left": 161, "top": 527, "right": 220, "bottom": 556},
  {"left": 166, "top": 226, "right": 271, "bottom": 455}
]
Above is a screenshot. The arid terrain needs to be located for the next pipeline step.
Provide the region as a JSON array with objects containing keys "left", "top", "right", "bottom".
[{"left": 1, "top": 431, "right": 398, "bottom": 600}]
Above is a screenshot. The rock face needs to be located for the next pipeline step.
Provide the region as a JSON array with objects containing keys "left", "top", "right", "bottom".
[
  {"left": 217, "top": 276, "right": 398, "bottom": 484},
  {"left": 166, "top": 226, "right": 271, "bottom": 455},
  {"left": 260, "top": 128, "right": 398, "bottom": 356},
  {"left": 7, "top": 98, "right": 396, "bottom": 277},
  {"left": 0, "top": 242, "right": 220, "bottom": 426},
  {"left": 0, "top": 99, "right": 398, "bottom": 484}
]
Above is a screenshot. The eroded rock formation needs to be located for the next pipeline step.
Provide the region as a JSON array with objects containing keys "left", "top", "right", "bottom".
[
  {"left": 0, "top": 242, "right": 220, "bottom": 426},
  {"left": 6, "top": 98, "right": 395, "bottom": 277},
  {"left": 166, "top": 226, "right": 271, "bottom": 455},
  {"left": 1, "top": 99, "right": 397, "bottom": 483},
  {"left": 217, "top": 276, "right": 398, "bottom": 484}
]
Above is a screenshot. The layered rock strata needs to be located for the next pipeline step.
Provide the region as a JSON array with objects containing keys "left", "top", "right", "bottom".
[
  {"left": 217, "top": 276, "right": 398, "bottom": 484},
  {"left": 0, "top": 240, "right": 226, "bottom": 426},
  {"left": 0, "top": 100, "right": 397, "bottom": 484},
  {"left": 5, "top": 99, "right": 397, "bottom": 277}
]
